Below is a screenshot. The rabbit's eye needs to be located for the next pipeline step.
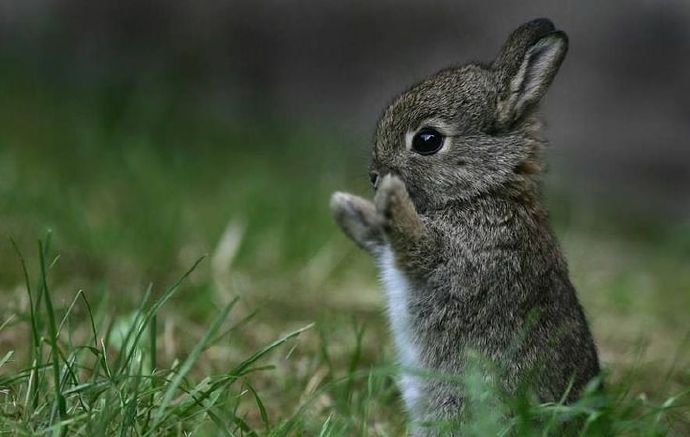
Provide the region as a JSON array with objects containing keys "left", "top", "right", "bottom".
[{"left": 412, "top": 128, "right": 444, "bottom": 155}]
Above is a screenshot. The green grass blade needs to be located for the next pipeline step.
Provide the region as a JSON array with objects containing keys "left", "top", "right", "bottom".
[
  {"left": 231, "top": 323, "right": 314, "bottom": 378},
  {"left": 38, "top": 240, "right": 68, "bottom": 432},
  {"left": 10, "top": 238, "right": 42, "bottom": 414},
  {"left": 0, "top": 350, "right": 14, "bottom": 369},
  {"left": 118, "top": 257, "right": 204, "bottom": 375},
  {"left": 246, "top": 382, "right": 271, "bottom": 432},
  {"left": 150, "top": 297, "right": 237, "bottom": 430},
  {"left": 78, "top": 292, "right": 99, "bottom": 350},
  {"left": 149, "top": 314, "right": 157, "bottom": 372},
  {"left": 120, "top": 361, "right": 144, "bottom": 437},
  {"left": 113, "top": 284, "right": 152, "bottom": 373},
  {"left": 56, "top": 290, "right": 85, "bottom": 338},
  {"left": 9, "top": 238, "right": 39, "bottom": 349}
]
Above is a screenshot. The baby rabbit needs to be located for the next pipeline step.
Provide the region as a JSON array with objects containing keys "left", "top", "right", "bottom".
[{"left": 330, "top": 18, "right": 600, "bottom": 431}]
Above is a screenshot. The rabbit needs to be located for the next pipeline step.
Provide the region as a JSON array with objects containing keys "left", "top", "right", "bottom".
[{"left": 329, "top": 18, "right": 600, "bottom": 432}]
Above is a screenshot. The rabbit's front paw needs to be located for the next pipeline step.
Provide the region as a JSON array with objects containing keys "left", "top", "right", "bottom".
[
  {"left": 330, "top": 192, "right": 384, "bottom": 252},
  {"left": 375, "top": 174, "right": 409, "bottom": 221},
  {"left": 374, "top": 175, "right": 426, "bottom": 244}
]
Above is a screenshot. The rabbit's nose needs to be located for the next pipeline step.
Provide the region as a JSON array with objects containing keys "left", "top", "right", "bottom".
[{"left": 369, "top": 170, "right": 380, "bottom": 189}]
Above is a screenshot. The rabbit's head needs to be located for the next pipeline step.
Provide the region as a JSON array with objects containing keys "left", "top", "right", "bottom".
[{"left": 370, "top": 18, "right": 568, "bottom": 212}]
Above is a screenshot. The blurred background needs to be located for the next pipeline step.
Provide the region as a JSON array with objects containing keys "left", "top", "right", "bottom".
[{"left": 0, "top": 0, "right": 688, "bottom": 431}]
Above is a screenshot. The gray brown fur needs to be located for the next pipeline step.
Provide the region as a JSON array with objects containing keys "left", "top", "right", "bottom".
[{"left": 330, "top": 18, "right": 600, "bottom": 431}]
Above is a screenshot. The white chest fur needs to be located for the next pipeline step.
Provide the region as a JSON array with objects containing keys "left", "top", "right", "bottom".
[{"left": 378, "top": 245, "right": 422, "bottom": 413}]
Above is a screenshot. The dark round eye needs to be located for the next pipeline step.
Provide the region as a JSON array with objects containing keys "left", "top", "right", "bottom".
[{"left": 411, "top": 128, "right": 444, "bottom": 155}]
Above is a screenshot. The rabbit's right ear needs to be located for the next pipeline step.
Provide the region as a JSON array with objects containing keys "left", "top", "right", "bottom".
[{"left": 493, "top": 19, "right": 568, "bottom": 129}]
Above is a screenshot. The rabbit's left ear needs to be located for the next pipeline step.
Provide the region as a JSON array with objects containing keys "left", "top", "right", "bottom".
[{"left": 495, "top": 31, "right": 568, "bottom": 128}]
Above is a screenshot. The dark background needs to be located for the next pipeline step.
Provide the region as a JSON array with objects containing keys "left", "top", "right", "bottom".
[{"left": 2, "top": 0, "right": 689, "bottom": 217}]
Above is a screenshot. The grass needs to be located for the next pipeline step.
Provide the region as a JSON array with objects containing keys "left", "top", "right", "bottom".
[
  {"left": 1, "top": 236, "right": 315, "bottom": 435},
  {"left": 1, "top": 240, "right": 688, "bottom": 436},
  {"left": 0, "top": 64, "right": 689, "bottom": 434},
  {"left": 2, "top": 240, "right": 688, "bottom": 436}
]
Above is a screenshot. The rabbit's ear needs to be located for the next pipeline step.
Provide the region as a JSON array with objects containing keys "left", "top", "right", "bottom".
[
  {"left": 493, "top": 19, "right": 556, "bottom": 75},
  {"left": 493, "top": 20, "right": 568, "bottom": 128}
]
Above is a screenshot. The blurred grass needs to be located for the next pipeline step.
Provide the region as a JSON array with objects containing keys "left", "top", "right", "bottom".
[{"left": 0, "top": 63, "right": 689, "bottom": 434}]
